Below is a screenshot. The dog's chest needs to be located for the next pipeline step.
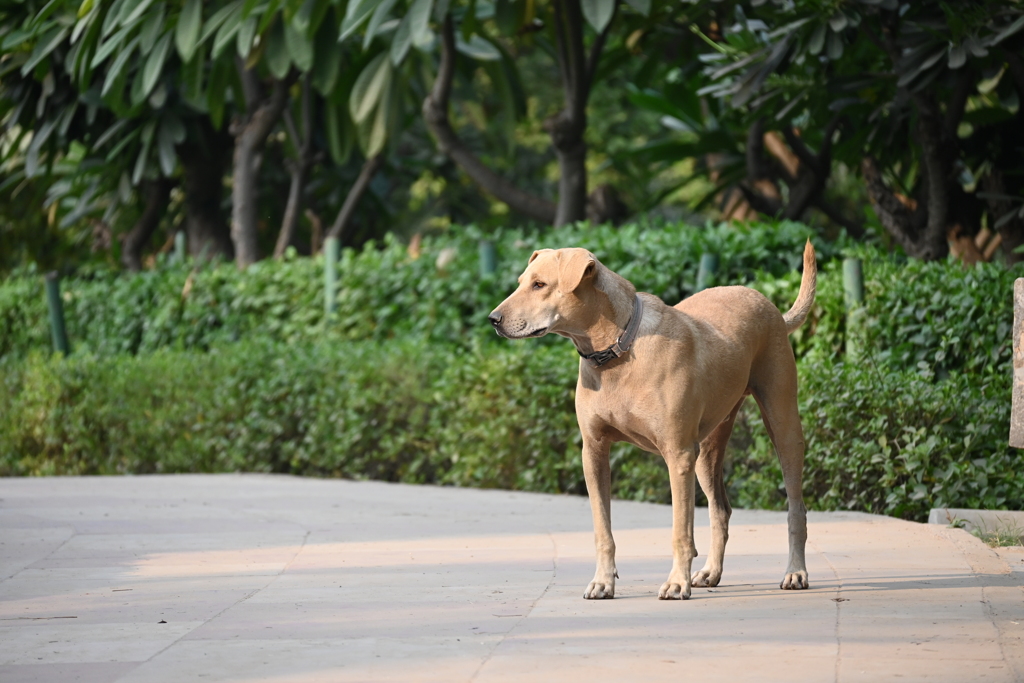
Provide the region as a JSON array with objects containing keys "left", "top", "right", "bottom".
[{"left": 577, "top": 371, "right": 675, "bottom": 454}]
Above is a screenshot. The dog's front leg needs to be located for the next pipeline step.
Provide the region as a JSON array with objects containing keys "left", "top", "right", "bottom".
[
  {"left": 581, "top": 437, "right": 617, "bottom": 599},
  {"left": 659, "top": 444, "right": 699, "bottom": 600}
]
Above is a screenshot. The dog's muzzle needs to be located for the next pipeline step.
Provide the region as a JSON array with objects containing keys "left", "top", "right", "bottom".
[{"left": 489, "top": 312, "right": 504, "bottom": 336}]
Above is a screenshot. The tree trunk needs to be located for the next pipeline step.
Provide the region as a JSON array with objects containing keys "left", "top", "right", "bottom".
[
  {"left": 178, "top": 121, "right": 233, "bottom": 261},
  {"left": 424, "top": 16, "right": 556, "bottom": 224},
  {"left": 329, "top": 154, "right": 383, "bottom": 241},
  {"left": 230, "top": 62, "right": 295, "bottom": 268},
  {"left": 548, "top": 0, "right": 612, "bottom": 226},
  {"left": 121, "top": 178, "right": 173, "bottom": 272}
]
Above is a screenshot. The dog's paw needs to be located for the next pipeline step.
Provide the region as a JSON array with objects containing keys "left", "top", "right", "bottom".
[
  {"left": 780, "top": 570, "right": 809, "bottom": 590},
  {"left": 691, "top": 567, "right": 722, "bottom": 588},
  {"left": 658, "top": 581, "right": 691, "bottom": 600},
  {"left": 583, "top": 580, "right": 615, "bottom": 599}
]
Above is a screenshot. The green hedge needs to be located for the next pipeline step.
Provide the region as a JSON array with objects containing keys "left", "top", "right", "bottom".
[
  {"left": 1, "top": 223, "right": 1020, "bottom": 522},
  {"left": 0, "top": 220, "right": 845, "bottom": 360}
]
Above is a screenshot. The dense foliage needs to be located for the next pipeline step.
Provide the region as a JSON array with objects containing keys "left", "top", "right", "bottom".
[
  {"left": 1, "top": 221, "right": 1019, "bottom": 522},
  {"left": 0, "top": 219, "right": 841, "bottom": 360}
]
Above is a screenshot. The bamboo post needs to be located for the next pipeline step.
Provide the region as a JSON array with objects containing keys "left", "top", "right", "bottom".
[
  {"left": 695, "top": 253, "right": 719, "bottom": 293},
  {"left": 324, "top": 236, "right": 339, "bottom": 318},
  {"left": 843, "top": 258, "right": 864, "bottom": 359},
  {"left": 44, "top": 272, "right": 70, "bottom": 355},
  {"left": 479, "top": 240, "right": 497, "bottom": 277},
  {"left": 174, "top": 230, "right": 186, "bottom": 263}
]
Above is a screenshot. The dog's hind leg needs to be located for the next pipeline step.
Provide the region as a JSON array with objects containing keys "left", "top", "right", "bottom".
[
  {"left": 752, "top": 364, "right": 809, "bottom": 591},
  {"left": 692, "top": 398, "right": 744, "bottom": 588}
]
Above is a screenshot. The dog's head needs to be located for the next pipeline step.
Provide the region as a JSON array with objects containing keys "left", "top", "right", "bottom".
[{"left": 488, "top": 248, "right": 598, "bottom": 339}]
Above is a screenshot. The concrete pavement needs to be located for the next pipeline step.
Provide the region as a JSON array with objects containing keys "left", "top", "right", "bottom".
[{"left": 2, "top": 474, "right": 1024, "bottom": 682}]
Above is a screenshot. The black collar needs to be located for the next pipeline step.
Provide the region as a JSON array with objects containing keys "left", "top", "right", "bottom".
[{"left": 577, "top": 294, "right": 644, "bottom": 368}]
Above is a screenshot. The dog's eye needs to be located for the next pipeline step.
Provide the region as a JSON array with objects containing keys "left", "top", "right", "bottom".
[{"left": 532, "top": 281, "right": 546, "bottom": 290}]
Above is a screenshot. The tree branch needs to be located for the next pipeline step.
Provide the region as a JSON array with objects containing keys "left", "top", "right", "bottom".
[
  {"left": 584, "top": 3, "right": 616, "bottom": 92},
  {"left": 423, "top": 15, "right": 556, "bottom": 223},
  {"left": 781, "top": 127, "right": 821, "bottom": 176},
  {"left": 813, "top": 197, "right": 865, "bottom": 239},
  {"left": 329, "top": 153, "right": 384, "bottom": 241}
]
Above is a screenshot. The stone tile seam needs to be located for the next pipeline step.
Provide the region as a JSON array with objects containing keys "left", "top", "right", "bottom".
[
  {"left": 931, "top": 525, "right": 1019, "bottom": 680},
  {"left": 806, "top": 536, "right": 842, "bottom": 683},
  {"left": 111, "top": 528, "right": 312, "bottom": 682},
  {"left": 468, "top": 530, "right": 559, "bottom": 683},
  {"left": 0, "top": 519, "right": 75, "bottom": 585}
]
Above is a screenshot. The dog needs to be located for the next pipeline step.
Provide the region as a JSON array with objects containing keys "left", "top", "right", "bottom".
[{"left": 488, "top": 241, "right": 815, "bottom": 600}]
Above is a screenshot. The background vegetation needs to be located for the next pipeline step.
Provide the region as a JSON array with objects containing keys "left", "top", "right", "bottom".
[
  {"left": 3, "top": 1, "right": 1024, "bottom": 522},
  {"left": 2, "top": 221, "right": 1019, "bottom": 522}
]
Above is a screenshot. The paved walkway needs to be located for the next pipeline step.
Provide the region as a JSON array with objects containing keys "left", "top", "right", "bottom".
[{"left": 2, "top": 475, "right": 1024, "bottom": 682}]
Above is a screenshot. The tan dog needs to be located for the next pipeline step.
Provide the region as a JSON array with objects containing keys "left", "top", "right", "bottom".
[{"left": 489, "top": 242, "right": 816, "bottom": 599}]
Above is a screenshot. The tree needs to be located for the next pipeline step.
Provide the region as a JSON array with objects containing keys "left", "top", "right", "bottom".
[{"left": 689, "top": 0, "right": 1024, "bottom": 260}]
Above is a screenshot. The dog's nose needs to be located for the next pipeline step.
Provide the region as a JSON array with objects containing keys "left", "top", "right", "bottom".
[{"left": 488, "top": 312, "right": 503, "bottom": 327}]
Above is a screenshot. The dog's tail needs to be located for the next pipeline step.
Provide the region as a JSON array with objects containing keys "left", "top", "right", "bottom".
[{"left": 782, "top": 239, "right": 817, "bottom": 334}]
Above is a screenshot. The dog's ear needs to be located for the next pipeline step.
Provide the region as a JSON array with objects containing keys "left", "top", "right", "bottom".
[
  {"left": 558, "top": 249, "right": 596, "bottom": 293},
  {"left": 528, "top": 249, "right": 552, "bottom": 264}
]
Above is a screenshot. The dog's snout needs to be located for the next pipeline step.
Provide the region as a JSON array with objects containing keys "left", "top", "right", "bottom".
[{"left": 488, "top": 312, "right": 503, "bottom": 327}]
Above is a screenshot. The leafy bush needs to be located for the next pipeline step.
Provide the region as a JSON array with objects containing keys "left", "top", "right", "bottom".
[
  {"left": 0, "top": 220, "right": 844, "bottom": 360},
  {"left": 0, "top": 339, "right": 670, "bottom": 501},
  {"left": 2, "top": 223, "right": 1021, "bottom": 522}
]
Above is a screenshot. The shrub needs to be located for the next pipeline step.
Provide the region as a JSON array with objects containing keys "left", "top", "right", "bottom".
[
  {"left": 0, "top": 220, "right": 844, "bottom": 360},
  {"left": 2, "top": 224, "right": 1020, "bottom": 523}
]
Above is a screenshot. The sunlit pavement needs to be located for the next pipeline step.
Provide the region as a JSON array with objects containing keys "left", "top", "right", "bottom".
[{"left": 2, "top": 474, "right": 1023, "bottom": 682}]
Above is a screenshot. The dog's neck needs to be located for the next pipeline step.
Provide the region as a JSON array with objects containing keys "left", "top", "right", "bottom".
[{"left": 565, "top": 266, "right": 637, "bottom": 355}]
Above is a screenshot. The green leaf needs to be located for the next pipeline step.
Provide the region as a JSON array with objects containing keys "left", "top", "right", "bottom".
[
  {"left": 71, "top": 4, "right": 98, "bottom": 44},
  {"left": 312, "top": 21, "right": 343, "bottom": 94},
  {"left": 991, "top": 15, "right": 1024, "bottom": 46},
  {"left": 242, "top": 0, "right": 263, "bottom": 20},
  {"left": 623, "top": 0, "right": 649, "bottom": 16},
  {"left": 102, "top": 0, "right": 128, "bottom": 37},
  {"left": 363, "top": 0, "right": 399, "bottom": 50},
  {"left": 92, "top": 24, "right": 134, "bottom": 67},
  {"left": 199, "top": 1, "right": 244, "bottom": 48},
  {"left": 141, "top": 32, "right": 171, "bottom": 100},
  {"left": 139, "top": 4, "right": 165, "bottom": 54},
  {"left": 77, "top": 0, "right": 95, "bottom": 19},
  {"left": 133, "top": 119, "right": 156, "bottom": 184},
  {"left": 207, "top": 58, "right": 230, "bottom": 128},
  {"left": 25, "top": 119, "right": 56, "bottom": 177},
  {"left": 349, "top": 52, "right": 391, "bottom": 123},
  {"left": 257, "top": 0, "right": 282, "bottom": 34},
  {"left": 455, "top": 33, "right": 499, "bottom": 61},
  {"left": 359, "top": 84, "right": 390, "bottom": 156},
  {"left": 237, "top": 16, "right": 257, "bottom": 56},
  {"left": 325, "top": 101, "right": 352, "bottom": 164},
  {"left": 213, "top": 3, "right": 246, "bottom": 58},
  {"left": 580, "top": 0, "right": 614, "bottom": 33},
  {"left": 101, "top": 36, "right": 139, "bottom": 97},
  {"left": 408, "top": 0, "right": 433, "bottom": 46},
  {"left": 157, "top": 118, "right": 177, "bottom": 175},
  {"left": 176, "top": 0, "right": 203, "bottom": 62},
  {"left": 265, "top": 21, "right": 291, "bottom": 79},
  {"left": 121, "top": 0, "right": 156, "bottom": 28},
  {"left": 292, "top": 0, "right": 317, "bottom": 34},
  {"left": 808, "top": 23, "right": 826, "bottom": 55},
  {"left": 284, "top": 20, "right": 313, "bottom": 71},
  {"left": 21, "top": 27, "right": 69, "bottom": 76},
  {"left": 390, "top": 12, "right": 413, "bottom": 64},
  {"left": 340, "top": 0, "right": 383, "bottom": 42},
  {"left": 105, "top": 127, "right": 139, "bottom": 161}
]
